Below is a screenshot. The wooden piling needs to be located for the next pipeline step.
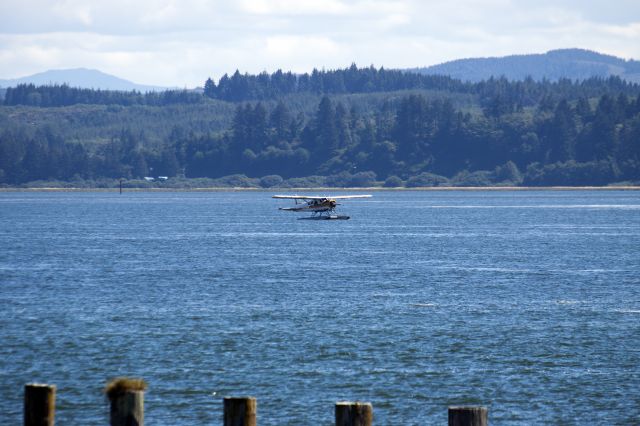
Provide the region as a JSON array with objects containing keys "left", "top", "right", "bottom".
[
  {"left": 335, "top": 401, "right": 373, "bottom": 426},
  {"left": 104, "top": 378, "right": 147, "bottom": 426},
  {"left": 223, "top": 397, "right": 256, "bottom": 426},
  {"left": 448, "top": 406, "right": 488, "bottom": 426},
  {"left": 24, "top": 384, "right": 56, "bottom": 426}
]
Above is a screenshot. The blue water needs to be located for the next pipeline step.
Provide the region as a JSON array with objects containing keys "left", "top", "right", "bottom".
[{"left": 0, "top": 190, "right": 639, "bottom": 425}]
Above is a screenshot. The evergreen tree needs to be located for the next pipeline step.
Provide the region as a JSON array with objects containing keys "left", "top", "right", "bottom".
[
  {"left": 249, "top": 103, "right": 268, "bottom": 152},
  {"left": 158, "top": 146, "right": 180, "bottom": 177},
  {"left": 547, "top": 99, "right": 577, "bottom": 162},
  {"left": 232, "top": 104, "right": 250, "bottom": 148},
  {"left": 591, "top": 94, "right": 618, "bottom": 159},
  {"left": 0, "top": 130, "right": 26, "bottom": 183},
  {"left": 204, "top": 78, "right": 216, "bottom": 98},
  {"left": 335, "top": 102, "right": 353, "bottom": 150},
  {"left": 394, "top": 95, "right": 430, "bottom": 161},
  {"left": 269, "top": 101, "right": 292, "bottom": 142},
  {"left": 21, "top": 140, "right": 48, "bottom": 181},
  {"left": 312, "top": 96, "right": 338, "bottom": 159},
  {"left": 575, "top": 97, "right": 592, "bottom": 123}
]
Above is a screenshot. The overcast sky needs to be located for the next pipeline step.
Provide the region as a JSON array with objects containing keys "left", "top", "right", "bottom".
[{"left": 1, "top": 0, "right": 639, "bottom": 87}]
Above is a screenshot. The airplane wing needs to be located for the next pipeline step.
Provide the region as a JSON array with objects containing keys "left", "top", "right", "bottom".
[
  {"left": 330, "top": 195, "right": 372, "bottom": 199},
  {"left": 272, "top": 195, "right": 325, "bottom": 200}
]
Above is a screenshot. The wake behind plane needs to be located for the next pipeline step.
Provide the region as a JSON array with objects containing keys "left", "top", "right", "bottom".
[{"left": 272, "top": 194, "right": 372, "bottom": 220}]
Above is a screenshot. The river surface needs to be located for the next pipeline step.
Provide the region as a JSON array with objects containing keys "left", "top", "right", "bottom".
[{"left": 0, "top": 190, "right": 639, "bottom": 425}]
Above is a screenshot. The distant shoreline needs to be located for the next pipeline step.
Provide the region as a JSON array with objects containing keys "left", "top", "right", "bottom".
[{"left": 1, "top": 186, "right": 639, "bottom": 192}]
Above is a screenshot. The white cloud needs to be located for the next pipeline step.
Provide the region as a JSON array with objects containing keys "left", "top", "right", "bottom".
[
  {"left": 265, "top": 35, "right": 341, "bottom": 58},
  {"left": 240, "top": 0, "right": 350, "bottom": 15},
  {"left": 51, "top": 1, "right": 94, "bottom": 26},
  {"left": 601, "top": 22, "right": 640, "bottom": 39},
  {"left": 0, "top": 0, "right": 639, "bottom": 86}
]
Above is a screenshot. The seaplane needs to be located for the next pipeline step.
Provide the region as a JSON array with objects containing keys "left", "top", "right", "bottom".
[{"left": 272, "top": 194, "right": 372, "bottom": 220}]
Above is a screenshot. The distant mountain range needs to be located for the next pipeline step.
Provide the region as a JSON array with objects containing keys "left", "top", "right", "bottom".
[
  {"left": 1, "top": 49, "right": 639, "bottom": 93},
  {"left": 0, "top": 68, "right": 170, "bottom": 92},
  {"left": 411, "top": 48, "right": 640, "bottom": 83}
]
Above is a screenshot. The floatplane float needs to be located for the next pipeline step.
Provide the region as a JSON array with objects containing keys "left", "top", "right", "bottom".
[{"left": 272, "top": 194, "right": 372, "bottom": 220}]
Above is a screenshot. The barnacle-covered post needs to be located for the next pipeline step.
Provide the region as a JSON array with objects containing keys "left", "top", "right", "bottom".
[
  {"left": 104, "top": 378, "right": 147, "bottom": 426},
  {"left": 335, "top": 401, "right": 373, "bottom": 426},
  {"left": 223, "top": 397, "right": 256, "bottom": 426},
  {"left": 448, "top": 406, "right": 488, "bottom": 426},
  {"left": 24, "top": 383, "right": 56, "bottom": 426}
]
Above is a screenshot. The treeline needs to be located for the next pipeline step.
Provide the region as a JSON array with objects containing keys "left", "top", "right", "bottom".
[
  {"left": 2, "top": 91, "right": 639, "bottom": 186},
  {"left": 2, "top": 84, "right": 203, "bottom": 107},
  {"left": 204, "top": 66, "right": 466, "bottom": 101},
  {"left": 4, "top": 64, "right": 639, "bottom": 109},
  {"left": 206, "top": 66, "right": 639, "bottom": 107}
]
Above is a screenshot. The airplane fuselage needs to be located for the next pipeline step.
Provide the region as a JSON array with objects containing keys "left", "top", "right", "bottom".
[{"left": 279, "top": 198, "right": 337, "bottom": 212}]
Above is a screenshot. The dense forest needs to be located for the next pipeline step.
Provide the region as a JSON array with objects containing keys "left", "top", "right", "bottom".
[
  {"left": 1, "top": 65, "right": 639, "bottom": 187},
  {"left": 4, "top": 65, "right": 637, "bottom": 105}
]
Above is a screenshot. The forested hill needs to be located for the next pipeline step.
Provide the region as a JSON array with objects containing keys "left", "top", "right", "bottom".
[
  {"left": 0, "top": 68, "right": 169, "bottom": 92},
  {"left": 1, "top": 64, "right": 639, "bottom": 188},
  {"left": 4, "top": 65, "right": 637, "bottom": 106},
  {"left": 413, "top": 49, "right": 640, "bottom": 84}
]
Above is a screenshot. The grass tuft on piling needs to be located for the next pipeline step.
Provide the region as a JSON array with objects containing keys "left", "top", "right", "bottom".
[{"left": 104, "top": 377, "right": 147, "bottom": 400}]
